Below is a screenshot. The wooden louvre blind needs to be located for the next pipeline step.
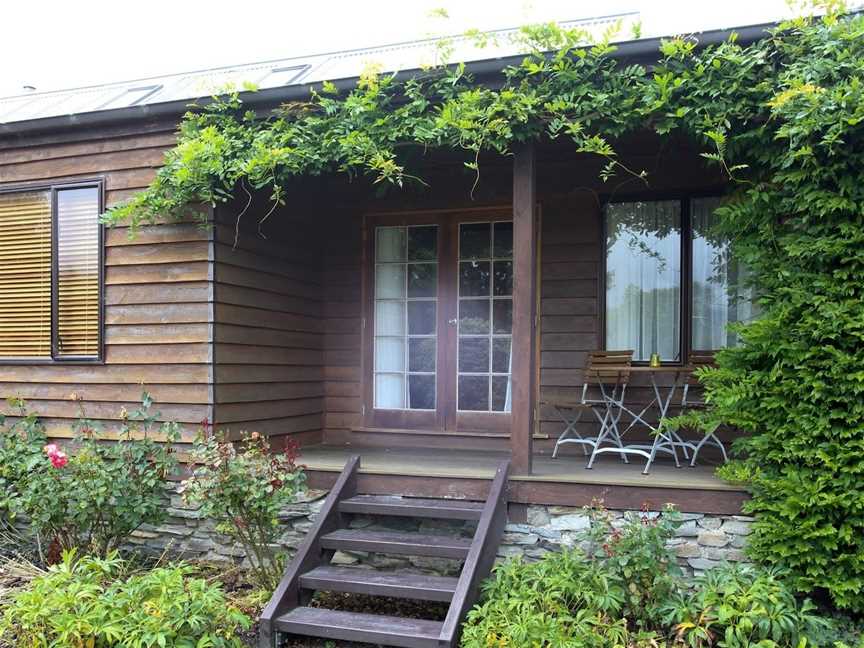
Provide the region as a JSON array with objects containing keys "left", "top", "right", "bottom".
[
  {"left": 0, "top": 191, "right": 52, "bottom": 358},
  {"left": 56, "top": 187, "right": 100, "bottom": 357}
]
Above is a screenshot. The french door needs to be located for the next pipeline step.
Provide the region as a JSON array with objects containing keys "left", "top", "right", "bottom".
[{"left": 364, "top": 208, "right": 513, "bottom": 433}]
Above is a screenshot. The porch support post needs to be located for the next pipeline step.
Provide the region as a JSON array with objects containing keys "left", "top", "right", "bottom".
[{"left": 510, "top": 142, "right": 537, "bottom": 475}]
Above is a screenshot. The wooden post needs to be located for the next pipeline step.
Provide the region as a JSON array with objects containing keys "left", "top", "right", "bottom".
[{"left": 510, "top": 143, "right": 537, "bottom": 475}]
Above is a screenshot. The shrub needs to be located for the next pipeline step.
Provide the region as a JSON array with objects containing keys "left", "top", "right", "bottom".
[
  {"left": 0, "top": 550, "right": 251, "bottom": 647},
  {"left": 462, "top": 505, "right": 847, "bottom": 648},
  {"left": 583, "top": 504, "right": 682, "bottom": 629},
  {"left": 461, "top": 505, "right": 681, "bottom": 647},
  {"left": 0, "top": 399, "right": 47, "bottom": 530},
  {"left": 181, "top": 430, "right": 306, "bottom": 591},
  {"left": 461, "top": 549, "right": 657, "bottom": 647},
  {"left": 661, "top": 564, "right": 832, "bottom": 648},
  {"left": 4, "top": 392, "right": 180, "bottom": 559}
]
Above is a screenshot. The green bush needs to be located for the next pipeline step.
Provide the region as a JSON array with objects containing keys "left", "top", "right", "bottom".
[
  {"left": 461, "top": 549, "right": 661, "bottom": 647},
  {"left": 1, "top": 392, "right": 180, "bottom": 559},
  {"left": 0, "top": 551, "right": 251, "bottom": 647},
  {"left": 461, "top": 506, "right": 681, "bottom": 647},
  {"left": 181, "top": 431, "right": 306, "bottom": 591},
  {"left": 0, "top": 399, "right": 47, "bottom": 528},
  {"left": 461, "top": 507, "right": 847, "bottom": 648},
  {"left": 583, "top": 504, "right": 682, "bottom": 629},
  {"left": 661, "top": 564, "right": 831, "bottom": 648}
]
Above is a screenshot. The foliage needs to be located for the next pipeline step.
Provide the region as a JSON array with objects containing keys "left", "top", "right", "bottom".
[
  {"left": 660, "top": 564, "right": 832, "bottom": 648},
  {"left": 461, "top": 505, "right": 681, "bottom": 647},
  {"left": 180, "top": 430, "right": 306, "bottom": 591},
  {"left": 0, "top": 550, "right": 251, "bottom": 648},
  {"left": 4, "top": 393, "right": 180, "bottom": 559},
  {"left": 102, "top": 4, "right": 864, "bottom": 610},
  {"left": 461, "top": 548, "right": 661, "bottom": 648},
  {"left": 462, "top": 509, "right": 847, "bottom": 647},
  {"left": 0, "top": 399, "right": 48, "bottom": 529},
  {"left": 583, "top": 504, "right": 683, "bottom": 629}
]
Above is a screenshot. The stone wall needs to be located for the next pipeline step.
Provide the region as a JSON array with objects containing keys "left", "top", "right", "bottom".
[
  {"left": 127, "top": 483, "right": 752, "bottom": 579},
  {"left": 500, "top": 506, "right": 752, "bottom": 578}
]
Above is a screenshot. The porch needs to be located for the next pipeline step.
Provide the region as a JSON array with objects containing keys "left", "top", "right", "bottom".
[
  {"left": 211, "top": 134, "right": 747, "bottom": 514},
  {"left": 297, "top": 444, "right": 746, "bottom": 515}
]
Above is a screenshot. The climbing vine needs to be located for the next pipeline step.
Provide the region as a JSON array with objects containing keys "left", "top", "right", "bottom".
[{"left": 106, "top": 7, "right": 864, "bottom": 611}]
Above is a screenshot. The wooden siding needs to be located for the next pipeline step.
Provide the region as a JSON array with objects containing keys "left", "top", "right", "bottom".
[
  {"left": 0, "top": 125, "right": 215, "bottom": 443},
  {"left": 212, "top": 204, "right": 325, "bottom": 445},
  {"left": 322, "top": 211, "right": 364, "bottom": 440}
]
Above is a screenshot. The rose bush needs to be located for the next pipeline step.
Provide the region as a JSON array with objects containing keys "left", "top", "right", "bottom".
[
  {"left": 181, "top": 430, "right": 306, "bottom": 591},
  {"left": 2, "top": 392, "right": 180, "bottom": 560}
]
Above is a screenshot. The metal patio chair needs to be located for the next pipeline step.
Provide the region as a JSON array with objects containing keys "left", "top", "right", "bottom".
[
  {"left": 544, "top": 350, "right": 634, "bottom": 462},
  {"left": 680, "top": 351, "right": 728, "bottom": 466}
]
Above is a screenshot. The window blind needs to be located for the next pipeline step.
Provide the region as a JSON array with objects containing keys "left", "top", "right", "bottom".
[
  {"left": 0, "top": 191, "right": 52, "bottom": 358},
  {"left": 56, "top": 187, "right": 100, "bottom": 357}
]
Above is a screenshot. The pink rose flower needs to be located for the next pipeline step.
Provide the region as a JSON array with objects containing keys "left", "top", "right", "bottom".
[{"left": 43, "top": 443, "right": 68, "bottom": 468}]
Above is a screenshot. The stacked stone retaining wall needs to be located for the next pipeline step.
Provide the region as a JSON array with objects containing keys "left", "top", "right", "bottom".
[{"left": 125, "top": 483, "right": 752, "bottom": 578}]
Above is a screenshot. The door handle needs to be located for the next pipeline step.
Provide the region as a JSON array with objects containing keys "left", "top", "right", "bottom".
[{"left": 448, "top": 318, "right": 458, "bottom": 325}]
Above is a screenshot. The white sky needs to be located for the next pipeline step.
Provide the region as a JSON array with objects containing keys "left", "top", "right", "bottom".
[{"left": 1, "top": 0, "right": 794, "bottom": 97}]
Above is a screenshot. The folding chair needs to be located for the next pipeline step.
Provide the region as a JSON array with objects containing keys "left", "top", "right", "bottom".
[
  {"left": 681, "top": 351, "right": 728, "bottom": 466},
  {"left": 543, "top": 350, "right": 634, "bottom": 462}
]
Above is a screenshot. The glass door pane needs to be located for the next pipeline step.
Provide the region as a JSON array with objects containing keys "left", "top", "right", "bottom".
[
  {"left": 373, "top": 225, "right": 438, "bottom": 410},
  {"left": 457, "top": 221, "right": 513, "bottom": 412}
]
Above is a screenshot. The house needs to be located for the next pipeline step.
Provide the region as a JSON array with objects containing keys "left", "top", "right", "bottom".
[{"left": 0, "top": 14, "right": 765, "bottom": 645}]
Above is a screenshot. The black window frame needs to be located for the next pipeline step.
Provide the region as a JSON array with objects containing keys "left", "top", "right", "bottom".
[
  {"left": 600, "top": 192, "right": 731, "bottom": 366},
  {"left": 0, "top": 178, "right": 105, "bottom": 365}
]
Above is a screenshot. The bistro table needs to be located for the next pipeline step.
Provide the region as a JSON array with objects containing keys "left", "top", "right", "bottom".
[{"left": 585, "top": 365, "right": 696, "bottom": 475}]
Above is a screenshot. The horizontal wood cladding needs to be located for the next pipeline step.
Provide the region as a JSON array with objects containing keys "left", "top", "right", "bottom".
[
  {"left": 321, "top": 212, "right": 363, "bottom": 440},
  {"left": 0, "top": 126, "right": 215, "bottom": 441},
  {"left": 212, "top": 204, "right": 325, "bottom": 442}
]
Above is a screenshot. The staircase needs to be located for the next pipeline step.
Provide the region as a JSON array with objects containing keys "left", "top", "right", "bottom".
[{"left": 259, "top": 456, "right": 510, "bottom": 648}]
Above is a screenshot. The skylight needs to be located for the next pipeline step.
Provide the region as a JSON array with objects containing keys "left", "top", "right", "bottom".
[
  {"left": 96, "top": 85, "right": 163, "bottom": 110},
  {"left": 259, "top": 65, "right": 309, "bottom": 88}
]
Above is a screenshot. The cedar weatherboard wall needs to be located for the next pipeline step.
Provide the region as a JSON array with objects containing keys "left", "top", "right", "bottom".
[
  {"left": 0, "top": 123, "right": 215, "bottom": 443},
  {"left": 212, "top": 202, "right": 325, "bottom": 446}
]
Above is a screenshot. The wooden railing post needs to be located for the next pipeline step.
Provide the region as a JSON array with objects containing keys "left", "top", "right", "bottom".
[
  {"left": 511, "top": 142, "right": 537, "bottom": 475},
  {"left": 438, "top": 460, "right": 510, "bottom": 647}
]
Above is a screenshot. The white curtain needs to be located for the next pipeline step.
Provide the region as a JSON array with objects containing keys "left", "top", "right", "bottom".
[
  {"left": 504, "top": 337, "right": 512, "bottom": 413},
  {"left": 374, "top": 228, "right": 407, "bottom": 408},
  {"left": 606, "top": 201, "right": 681, "bottom": 361},
  {"left": 691, "top": 198, "right": 756, "bottom": 349}
]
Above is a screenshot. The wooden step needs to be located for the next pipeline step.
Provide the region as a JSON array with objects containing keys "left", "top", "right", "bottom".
[
  {"left": 340, "top": 494, "right": 484, "bottom": 520},
  {"left": 274, "top": 606, "right": 442, "bottom": 648},
  {"left": 320, "top": 529, "right": 471, "bottom": 559},
  {"left": 300, "top": 565, "right": 459, "bottom": 602}
]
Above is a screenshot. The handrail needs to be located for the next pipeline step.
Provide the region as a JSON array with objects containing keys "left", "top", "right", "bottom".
[
  {"left": 438, "top": 459, "right": 510, "bottom": 647},
  {"left": 258, "top": 455, "right": 360, "bottom": 648}
]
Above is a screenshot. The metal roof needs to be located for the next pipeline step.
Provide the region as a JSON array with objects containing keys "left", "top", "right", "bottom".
[{"left": 0, "top": 13, "right": 638, "bottom": 128}]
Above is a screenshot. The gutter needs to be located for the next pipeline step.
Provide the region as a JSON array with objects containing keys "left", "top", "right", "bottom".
[{"left": 0, "top": 21, "right": 775, "bottom": 140}]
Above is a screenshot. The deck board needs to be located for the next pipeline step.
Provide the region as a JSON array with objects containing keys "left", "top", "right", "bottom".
[{"left": 297, "top": 444, "right": 737, "bottom": 492}]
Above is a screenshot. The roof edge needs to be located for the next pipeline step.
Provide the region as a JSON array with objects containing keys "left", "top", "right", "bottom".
[{"left": 0, "top": 21, "right": 776, "bottom": 141}]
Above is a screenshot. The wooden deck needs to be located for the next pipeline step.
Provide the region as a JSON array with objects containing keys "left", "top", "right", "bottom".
[{"left": 298, "top": 444, "right": 747, "bottom": 515}]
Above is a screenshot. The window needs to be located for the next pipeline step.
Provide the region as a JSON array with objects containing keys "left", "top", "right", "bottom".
[
  {"left": 373, "top": 225, "right": 438, "bottom": 410},
  {"left": 606, "top": 200, "right": 682, "bottom": 361},
  {"left": 457, "top": 221, "right": 513, "bottom": 412},
  {"left": 690, "top": 197, "right": 757, "bottom": 350},
  {"left": 0, "top": 183, "right": 102, "bottom": 361},
  {"left": 605, "top": 197, "right": 754, "bottom": 362}
]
